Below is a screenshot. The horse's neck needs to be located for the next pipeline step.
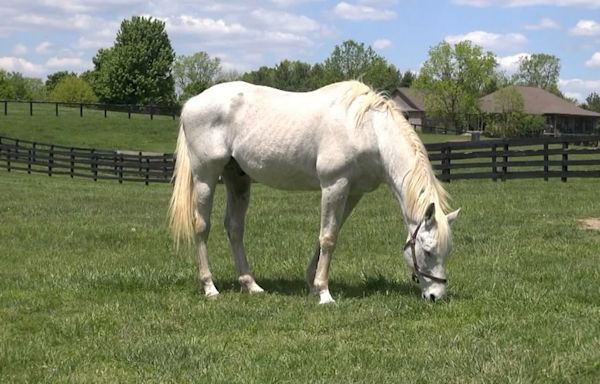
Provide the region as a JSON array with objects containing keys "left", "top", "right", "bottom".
[{"left": 373, "top": 114, "right": 418, "bottom": 221}]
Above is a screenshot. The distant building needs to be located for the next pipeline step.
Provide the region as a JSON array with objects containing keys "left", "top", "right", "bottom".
[
  {"left": 391, "top": 87, "right": 426, "bottom": 129},
  {"left": 479, "top": 86, "right": 600, "bottom": 136}
]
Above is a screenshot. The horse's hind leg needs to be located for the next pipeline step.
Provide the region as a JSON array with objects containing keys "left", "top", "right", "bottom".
[{"left": 222, "top": 159, "right": 264, "bottom": 294}]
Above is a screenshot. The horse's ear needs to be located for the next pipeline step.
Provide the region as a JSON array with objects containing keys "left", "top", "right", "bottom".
[
  {"left": 446, "top": 208, "right": 461, "bottom": 225},
  {"left": 425, "top": 202, "right": 436, "bottom": 225}
]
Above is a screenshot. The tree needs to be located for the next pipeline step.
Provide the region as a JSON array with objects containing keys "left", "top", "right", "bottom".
[
  {"left": 514, "top": 53, "right": 561, "bottom": 95},
  {"left": 399, "top": 70, "right": 416, "bottom": 87},
  {"left": 241, "top": 60, "right": 317, "bottom": 91},
  {"left": 49, "top": 76, "right": 98, "bottom": 103},
  {"left": 413, "top": 40, "right": 497, "bottom": 132},
  {"left": 322, "top": 40, "right": 400, "bottom": 91},
  {"left": 46, "top": 71, "right": 76, "bottom": 93},
  {"left": 173, "top": 51, "right": 222, "bottom": 102},
  {"left": 583, "top": 92, "right": 600, "bottom": 113},
  {"left": 90, "top": 16, "right": 176, "bottom": 105},
  {"left": 1, "top": 72, "right": 46, "bottom": 100}
]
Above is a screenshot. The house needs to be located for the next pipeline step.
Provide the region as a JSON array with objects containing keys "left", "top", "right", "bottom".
[
  {"left": 391, "top": 87, "right": 426, "bottom": 129},
  {"left": 479, "top": 86, "right": 600, "bottom": 136}
]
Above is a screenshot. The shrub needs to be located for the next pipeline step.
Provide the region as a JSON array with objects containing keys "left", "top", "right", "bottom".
[{"left": 49, "top": 76, "right": 98, "bottom": 103}]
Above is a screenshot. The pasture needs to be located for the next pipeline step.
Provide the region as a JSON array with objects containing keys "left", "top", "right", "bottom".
[{"left": 1, "top": 170, "right": 599, "bottom": 383}]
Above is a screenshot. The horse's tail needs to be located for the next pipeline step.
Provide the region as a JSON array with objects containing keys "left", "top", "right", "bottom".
[{"left": 168, "top": 123, "right": 196, "bottom": 247}]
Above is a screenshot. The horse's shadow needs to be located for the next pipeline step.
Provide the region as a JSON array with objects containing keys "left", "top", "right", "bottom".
[{"left": 215, "top": 275, "right": 420, "bottom": 299}]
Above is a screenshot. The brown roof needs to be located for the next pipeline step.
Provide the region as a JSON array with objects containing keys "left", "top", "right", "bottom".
[
  {"left": 392, "top": 87, "right": 426, "bottom": 112},
  {"left": 480, "top": 86, "right": 600, "bottom": 117}
]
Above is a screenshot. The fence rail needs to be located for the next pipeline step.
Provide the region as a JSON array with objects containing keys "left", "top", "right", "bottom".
[
  {"left": 0, "top": 100, "right": 181, "bottom": 120},
  {"left": 0, "top": 136, "right": 173, "bottom": 185},
  {"left": 1, "top": 135, "right": 599, "bottom": 185}
]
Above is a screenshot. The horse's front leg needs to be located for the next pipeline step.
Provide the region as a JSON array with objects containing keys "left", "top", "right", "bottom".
[{"left": 313, "top": 178, "right": 350, "bottom": 304}]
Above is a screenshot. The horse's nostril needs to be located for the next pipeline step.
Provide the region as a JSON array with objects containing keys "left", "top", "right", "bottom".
[{"left": 429, "top": 294, "right": 436, "bottom": 302}]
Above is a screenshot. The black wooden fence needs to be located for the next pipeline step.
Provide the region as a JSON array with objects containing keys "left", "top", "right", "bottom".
[
  {"left": 0, "top": 136, "right": 173, "bottom": 185},
  {"left": 1, "top": 135, "right": 599, "bottom": 185},
  {"left": 1, "top": 100, "right": 181, "bottom": 120},
  {"left": 426, "top": 135, "right": 600, "bottom": 182}
]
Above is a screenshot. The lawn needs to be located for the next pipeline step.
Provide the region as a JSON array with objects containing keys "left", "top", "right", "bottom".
[{"left": 1, "top": 171, "right": 599, "bottom": 383}]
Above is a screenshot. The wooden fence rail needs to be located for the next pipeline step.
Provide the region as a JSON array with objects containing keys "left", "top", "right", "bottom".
[
  {"left": 0, "top": 136, "right": 174, "bottom": 185},
  {"left": 1, "top": 135, "right": 599, "bottom": 185}
]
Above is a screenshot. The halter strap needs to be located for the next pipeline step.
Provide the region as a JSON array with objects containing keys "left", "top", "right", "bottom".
[{"left": 404, "top": 221, "right": 447, "bottom": 285}]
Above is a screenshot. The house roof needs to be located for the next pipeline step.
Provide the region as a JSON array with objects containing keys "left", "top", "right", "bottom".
[
  {"left": 479, "top": 86, "right": 600, "bottom": 117},
  {"left": 391, "top": 87, "right": 426, "bottom": 112}
]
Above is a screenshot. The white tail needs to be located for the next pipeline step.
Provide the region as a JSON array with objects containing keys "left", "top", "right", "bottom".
[{"left": 168, "top": 124, "right": 196, "bottom": 246}]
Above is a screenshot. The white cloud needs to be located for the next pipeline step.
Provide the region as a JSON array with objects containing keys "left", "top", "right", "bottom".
[
  {"left": 35, "top": 42, "right": 53, "bottom": 54},
  {"left": 569, "top": 19, "right": 600, "bottom": 36},
  {"left": 13, "top": 43, "right": 28, "bottom": 55},
  {"left": 373, "top": 38, "right": 392, "bottom": 50},
  {"left": 168, "top": 15, "right": 249, "bottom": 36},
  {"left": 524, "top": 17, "right": 559, "bottom": 30},
  {"left": 46, "top": 56, "right": 85, "bottom": 68},
  {"left": 497, "top": 52, "right": 530, "bottom": 73},
  {"left": 453, "top": 0, "right": 600, "bottom": 7},
  {"left": 250, "top": 9, "right": 321, "bottom": 33},
  {"left": 585, "top": 52, "right": 600, "bottom": 67},
  {"left": 0, "top": 57, "right": 45, "bottom": 76},
  {"left": 559, "top": 78, "right": 600, "bottom": 102},
  {"left": 445, "top": 30, "right": 527, "bottom": 52},
  {"left": 333, "top": 1, "right": 397, "bottom": 21}
]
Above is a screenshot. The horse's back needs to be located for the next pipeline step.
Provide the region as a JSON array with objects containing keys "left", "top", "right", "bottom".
[{"left": 180, "top": 81, "right": 375, "bottom": 190}]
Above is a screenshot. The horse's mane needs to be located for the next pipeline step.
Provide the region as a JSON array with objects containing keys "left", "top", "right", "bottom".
[{"left": 341, "top": 81, "right": 452, "bottom": 252}]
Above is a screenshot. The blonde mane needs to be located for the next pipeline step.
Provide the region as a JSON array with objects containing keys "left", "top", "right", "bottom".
[{"left": 342, "top": 81, "right": 452, "bottom": 252}]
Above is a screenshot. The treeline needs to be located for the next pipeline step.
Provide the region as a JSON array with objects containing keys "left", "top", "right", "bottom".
[{"left": 1, "top": 15, "right": 599, "bottom": 132}]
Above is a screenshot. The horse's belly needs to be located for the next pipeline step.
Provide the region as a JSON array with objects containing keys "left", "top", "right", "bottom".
[{"left": 232, "top": 147, "right": 321, "bottom": 190}]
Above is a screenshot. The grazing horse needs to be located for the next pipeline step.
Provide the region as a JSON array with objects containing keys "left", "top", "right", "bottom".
[{"left": 169, "top": 81, "right": 460, "bottom": 304}]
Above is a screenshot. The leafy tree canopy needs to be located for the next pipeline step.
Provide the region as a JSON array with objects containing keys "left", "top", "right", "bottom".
[
  {"left": 173, "top": 52, "right": 223, "bottom": 102},
  {"left": 513, "top": 53, "right": 561, "bottom": 95},
  {"left": 49, "top": 75, "right": 98, "bottom": 103},
  {"left": 90, "top": 16, "right": 176, "bottom": 105}
]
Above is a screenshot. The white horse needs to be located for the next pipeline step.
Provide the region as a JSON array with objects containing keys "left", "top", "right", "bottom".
[{"left": 169, "top": 80, "right": 460, "bottom": 304}]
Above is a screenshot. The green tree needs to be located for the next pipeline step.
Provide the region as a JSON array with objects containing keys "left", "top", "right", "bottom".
[
  {"left": 90, "top": 16, "right": 175, "bottom": 105},
  {"left": 399, "top": 70, "right": 416, "bottom": 87},
  {"left": 46, "top": 71, "right": 76, "bottom": 93},
  {"left": 583, "top": 92, "right": 600, "bottom": 113},
  {"left": 173, "top": 51, "right": 222, "bottom": 102},
  {"left": 413, "top": 40, "right": 497, "bottom": 132},
  {"left": 49, "top": 76, "right": 98, "bottom": 103},
  {"left": 3, "top": 72, "right": 46, "bottom": 100},
  {"left": 322, "top": 40, "right": 400, "bottom": 91},
  {"left": 0, "top": 69, "right": 15, "bottom": 99},
  {"left": 514, "top": 53, "right": 561, "bottom": 95}
]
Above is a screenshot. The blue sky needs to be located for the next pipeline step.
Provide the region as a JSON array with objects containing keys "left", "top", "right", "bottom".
[{"left": 1, "top": 0, "right": 599, "bottom": 101}]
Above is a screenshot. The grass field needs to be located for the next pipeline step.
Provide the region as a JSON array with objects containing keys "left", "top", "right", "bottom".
[{"left": 1, "top": 170, "right": 599, "bottom": 383}]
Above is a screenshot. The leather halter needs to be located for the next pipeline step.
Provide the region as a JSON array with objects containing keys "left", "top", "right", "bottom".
[{"left": 404, "top": 220, "right": 447, "bottom": 285}]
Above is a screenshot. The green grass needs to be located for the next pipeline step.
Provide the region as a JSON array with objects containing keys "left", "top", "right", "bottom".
[
  {"left": 0, "top": 102, "right": 465, "bottom": 153},
  {"left": 1, "top": 171, "right": 599, "bottom": 383},
  {"left": 0, "top": 102, "right": 179, "bottom": 152}
]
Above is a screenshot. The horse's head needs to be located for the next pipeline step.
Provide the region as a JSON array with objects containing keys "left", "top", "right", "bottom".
[{"left": 403, "top": 203, "right": 460, "bottom": 302}]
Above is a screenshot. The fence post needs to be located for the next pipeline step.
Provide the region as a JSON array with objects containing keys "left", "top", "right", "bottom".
[
  {"left": 128, "top": 105, "right": 132, "bottom": 119},
  {"left": 55, "top": 103, "right": 59, "bottom": 117},
  {"left": 119, "top": 153, "right": 124, "bottom": 184},
  {"left": 3, "top": 101, "right": 7, "bottom": 115},
  {"left": 48, "top": 145, "right": 54, "bottom": 176},
  {"left": 543, "top": 142, "right": 549, "bottom": 181},
  {"left": 104, "top": 104, "right": 108, "bottom": 118},
  {"left": 491, "top": 144, "right": 497, "bottom": 181},
  {"left": 502, "top": 142, "right": 509, "bottom": 181},
  {"left": 27, "top": 148, "right": 32, "bottom": 174},
  {"left": 441, "top": 146, "right": 451, "bottom": 182},
  {"left": 561, "top": 141, "right": 569, "bottom": 182},
  {"left": 91, "top": 149, "right": 98, "bottom": 181},
  {"left": 30, "top": 101, "right": 33, "bottom": 116},
  {"left": 145, "top": 157, "right": 150, "bottom": 185},
  {"left": 80, "top": 103, "right": 83, "bottom": 118},
  {"left": 70, "top": 148, "right": 75, "bottom": 178}
]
